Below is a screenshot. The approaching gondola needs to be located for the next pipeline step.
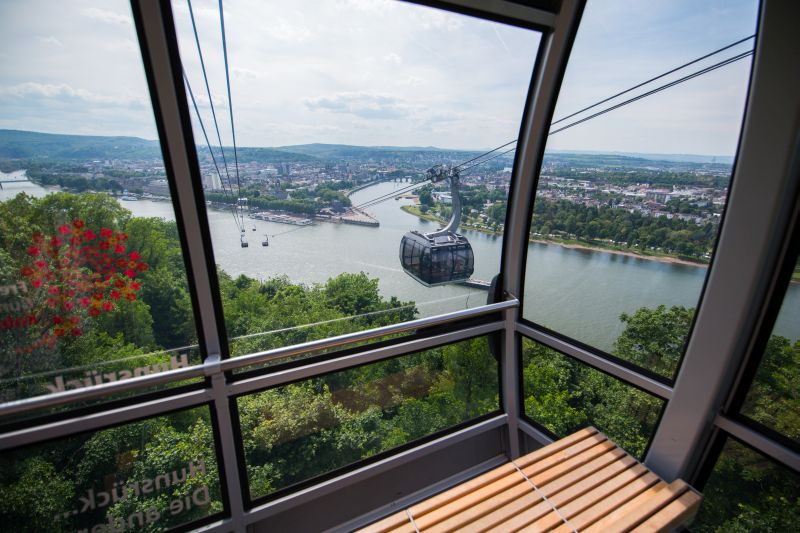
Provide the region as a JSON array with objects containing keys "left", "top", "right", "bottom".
[{"left": 399, "top": 166, "right": 474, "bottom": 286}]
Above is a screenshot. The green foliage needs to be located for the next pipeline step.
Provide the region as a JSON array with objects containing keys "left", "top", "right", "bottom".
[{"left": 614, "top": 304, "right": 694, "bottom": 377}]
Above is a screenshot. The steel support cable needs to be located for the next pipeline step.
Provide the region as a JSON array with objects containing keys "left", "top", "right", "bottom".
[
  {"left": 453, "top": 36, "right": 756, "bottom": 174},
  {"left": 351, "top": 180, "right": 430, "bottom": 211},
  {"left": 551, "top": 34, "right": 755, "bottom": 126},
  {"left": 458, "top": 146, "right": 517, "bottom": 173},
  {"left": 186, "top": 0, "right": 239, "bottom": 222},
  {"left": 548, "top": 50, "right": 754, "bottom": 136},
  {"left": 218, "top": 0, "right": 244, "bottom": 230},
  {"left": 183, "top": 70, "right": 242, "bottom": 231},
  {"left": 452, "top": 139, "right": 518, "bottom": 170}
]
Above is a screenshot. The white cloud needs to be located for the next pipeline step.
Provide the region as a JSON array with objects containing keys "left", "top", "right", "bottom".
[
  {"left": 82, "top": 7, "right": 131, "bottom": 25},
  {"left": 37, "top": 35, "right": 64, "bottom": 47},
  {"left": 266, "top": 17, "right": 312, "bottom": 43},
  {"left": 0, "top": 82, "right": 146, "bottom": 108},
  {"left": 305, "top": 91, "right": 413, "bottom": 119},
  {"left": 382, "top": 53, "right": 402, "bottom": 65}
]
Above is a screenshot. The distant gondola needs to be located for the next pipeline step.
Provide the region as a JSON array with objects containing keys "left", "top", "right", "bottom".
[
  {"left": 261, "top": 234, "right": 269, "bottom": 247},
  {"left": 240, "top": 235, "right": 248, "bottom": 248},
  {"left": 399, "top": 166, "right": 474, "bottom": 286}
]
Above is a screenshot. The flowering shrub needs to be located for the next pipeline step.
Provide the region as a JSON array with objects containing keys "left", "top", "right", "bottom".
[{"left": 17, "top": 219, "right": 148, "bottom": 351}]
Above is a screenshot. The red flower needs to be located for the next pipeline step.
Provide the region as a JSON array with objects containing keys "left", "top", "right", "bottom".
[
  {"left": 117, "top": 232, "right": 128, "bottom": 242},
  {"left": 28, "top": 246, "right": 40, "bottom": 256},
  {"left": 99, "top": 241, "right": 110, "bottom": 250},
  {"left": 47, "top": 285, "right": 59, "bottom": 295},
  {"left": 64, "top": 301, "right": 75, "bottom": 311},
  {"left": 110, "top": 290, "right": 121, "bottom": 299},
  {"left": 32, "top": 279, "right": 43, "bottom": 288},
  {"left": 100, "top": 228, "right": 113, "bottom": 238},
  {"left": 20, "top": 266, "right": 33, "bottom": 276},
  {"left": 72, "top": 219, "right": 85, "bottom": 229},
  {"left": 69, "top": 316, "right": 80, "bottom": 325},
  {"left": 53, "top": 316, "right": 64, "bottom": 325},
  {"left": 114, "top": 278, "right": 126, "bottom": 288},
  {"left": 130, "top": 281, "right": 141, "bottom": 291},
  {"left": 125, "top": 269, "right": 136, "bottom": 278},
  {"left": 83, "top": 230, "right": 96, "bottom": 240},
  {"left": 128, "top": 251, "right": 141, "bottom": 261},
  {"left": 71, "top": 327, "right": 82, "bottom": 337},
  {"left": 114, "top": 244, "right": 125, "bottom": 254},
  {"left": 102, "top": 301, "right": 113, "bottom": 312},
  {"left": 126, "top": 293, "right": 136, "bottom": 301},
  {"left": 54, "top": 327, "right": 66, "bottom": 337},
  {"left": 34, "top": 260, "right": 47, "bottom": 269},
  {"left": 89, "top": 307, "right": 100, "bottom": 317},
  {"left": 137, "top": 263, "right": 148, "bottom": 272},
  {"left": 57, "top": 224, "right": 70, "bottom": 235},
  {"left": 50, "top": 237, "right": 63, "bottom": 247}
]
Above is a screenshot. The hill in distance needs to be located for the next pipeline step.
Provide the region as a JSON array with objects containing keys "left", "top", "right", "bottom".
[{"left": 0, "top": 129, "right": 729, "bottom": 170}]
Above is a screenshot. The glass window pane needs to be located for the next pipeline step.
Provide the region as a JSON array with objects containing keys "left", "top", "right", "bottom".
[
  {"left": 521, "top": 337, "right": 664, "bottom": 458},
  {"left": 740, "top": 254, "right": 800, "bottom": 444},
  {"left": 521, "top": 0, "right": 758, "bottom": 378},
  {"left": 0, "top": 1, "right": 201, "bottom": 411},
  {"left": 171, "top": 0, "right": 541, "bottom": 360},
  {"left": 692, "top": 438, "right": 800, "bottom": 532},
  {"left": 237, "top": 336, "right": 498, "bottom": 501},
  {"left": 0, "top": 406, "right": 222, "bottom": 531}
]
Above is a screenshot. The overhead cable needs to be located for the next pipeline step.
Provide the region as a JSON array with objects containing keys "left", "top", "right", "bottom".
[
  {"left": 551, "top": 34, "right": 755, "bottom": 125},
  {"left": 218, "top": 0, "right": 244, "bottom": 229},
  {"left": 183, "top": 70, "right": 242, "bottom": 232}
]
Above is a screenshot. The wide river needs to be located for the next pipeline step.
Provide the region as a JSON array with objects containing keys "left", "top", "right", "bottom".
[{"left": 2, "top": 173, "right": 797, "bottom": 352}]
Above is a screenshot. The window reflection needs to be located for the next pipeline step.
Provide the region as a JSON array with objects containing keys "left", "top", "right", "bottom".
[
  {"left": 238, "top": 336, "right": 499, "bottom": 501},
  {"left": 0, "top": 406, "right": 222, "bottom": 532}
]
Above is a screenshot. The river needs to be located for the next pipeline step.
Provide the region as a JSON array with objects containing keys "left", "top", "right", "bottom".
[{"left": 1, "top": 172, "right": 797, "bottom": 352}]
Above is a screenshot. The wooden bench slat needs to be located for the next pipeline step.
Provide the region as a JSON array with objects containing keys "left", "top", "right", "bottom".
[
  {"left": 551, "top": 472, "right": 662, "bottom": 532},
  {"left": 519, "top": 432, "right": 608, "bottom": 479},
  {"left": 425, "top": 481, "right": 540, "bottom": 533},
  {"left": 538, "top": 445, "right": 628, "bottom": 497},
  {"left": 514, "top": 427, "right": 600, "bottom": 470},
  {"left": 413, "top": 471, "right": 529, "bottom": 529},
  {"left": 484, "top": 499, "right": 556, "bottom": 533},
  {"left": 525, "top": 457, "right": 645, "bottom": 531},
  {"left": 357, "top": 510, "right": 411, "bottom": 533},
  {"left": 407, "top": 463, "right": 518, "bottom": 518},
  {"left": 630, "top": 489, "right": 702, "bottom": 533},
  {"left": 582, "top": 480, "right": 689, "bottom": 533},
  {"left": 526, "top": 439, "right": 617, "bottom": 487}
]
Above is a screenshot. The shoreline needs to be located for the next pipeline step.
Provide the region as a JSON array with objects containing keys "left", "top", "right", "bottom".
[{"left": 400, "top": 204, "right": 709, "bottom": 269}]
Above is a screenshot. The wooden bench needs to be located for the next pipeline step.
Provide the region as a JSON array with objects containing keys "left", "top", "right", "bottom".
[{"left": 358, "top": 427, "right": 701, "bottom": 533}]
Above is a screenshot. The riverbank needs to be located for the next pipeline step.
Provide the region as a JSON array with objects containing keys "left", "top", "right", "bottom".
[{"left": 401, "top": 204, "right": 708, "bottom": 268}]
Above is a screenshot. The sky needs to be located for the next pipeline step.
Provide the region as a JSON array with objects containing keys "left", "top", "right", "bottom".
[{"left": 0, "top": 0, "right": 759, "bottom": 155}]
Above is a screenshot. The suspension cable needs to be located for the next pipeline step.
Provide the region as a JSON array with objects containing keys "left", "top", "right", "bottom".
[
  {"left": 549, "top": 50, "right": 753, "bottom": 136},
  {"left": 218, "top": 0, "right": 244, "bottom": 230},
  {"left": 183, "top": 70, "right": 242, "bottom": 232},
  {"left": 551, "top": 34, "right": 755, "bottom": 125},
  {"left": 186, "top": 0, "right": 239, "bottom": 222}
]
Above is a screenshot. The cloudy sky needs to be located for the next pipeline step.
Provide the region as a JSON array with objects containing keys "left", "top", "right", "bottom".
[{"left": 0, "top": 0, "right": 758, "bottom": 155}]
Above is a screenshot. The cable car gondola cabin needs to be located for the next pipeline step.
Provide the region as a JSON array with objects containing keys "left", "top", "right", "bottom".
[{"left": 399, "top": 230, "right": 474, "bottom": 286}]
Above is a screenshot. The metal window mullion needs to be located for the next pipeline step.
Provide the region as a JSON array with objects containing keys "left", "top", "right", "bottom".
[
  {"left": 228, "top": 321, "right": 504, "bottom": 396},
  {"left": 407, "top": 0, "right": 557, "bottom": 29},
  {"left": 500, "top": 0, "right": 585, "bottom": 458},
  {"left": 715, "top": 415, "right": 800, "bottom": 472},
  {"left": 131, "top": 0, "right": 244, "bottom": 527},
  {"left": 0, "top": 389, "right": 211, "bottom": 451},
  {"left": 517, "top": 323, "right": 673, "bottom": 400},
  {"left": 645, "top": 0, "right": 800, "bottom": 482}
]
